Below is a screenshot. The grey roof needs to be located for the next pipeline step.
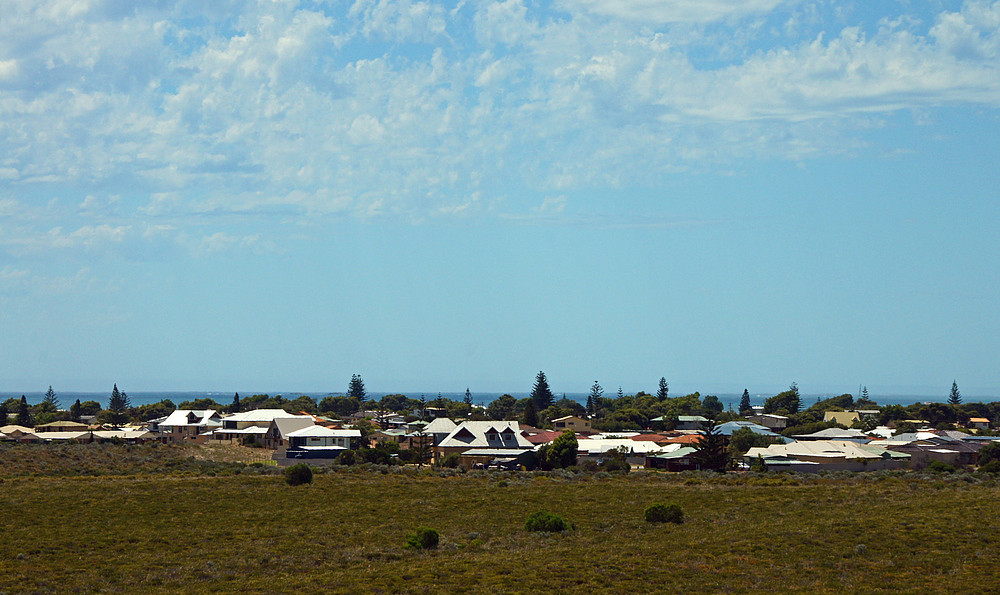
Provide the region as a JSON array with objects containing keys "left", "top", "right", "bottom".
[
  {"left": 437, "top": 421, "right": 533, "bottom": 450},
  {"left": 270, "top": 417, "right": 315, "bottom": 438}
]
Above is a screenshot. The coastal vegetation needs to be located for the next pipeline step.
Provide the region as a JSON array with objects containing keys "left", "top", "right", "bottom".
[{"left": 2, "top": 449, "right": 1000, "bottom": 594}]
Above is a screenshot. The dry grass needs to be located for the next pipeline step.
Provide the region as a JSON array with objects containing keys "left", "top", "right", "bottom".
[{"left": 1, "top": 453, "right": 999, "bottom": 594}]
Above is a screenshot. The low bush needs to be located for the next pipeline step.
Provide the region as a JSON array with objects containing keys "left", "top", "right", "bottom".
[
  {"left": 525, "top": 511, "right": 570, "bottom": 533},
  {"left": 645, "top": 503, "right": 683, "bottom": 524},
  {"left": 336, "top": 450, "right": 356, "bottom": 466},
  {"left": 283, "top": 463, "right": 313, "bottom": 486},
  {"left": 439, "top": 453, "right": 461, "bottom": 468},
  {"left": 926, "top": 460, "right": 957, "bottom": 474},
  {"left": 978, "top": 460, "right": 1000, "bottom": 474},
  {"left": 405, "top": 527, "right": 439, "bottom": 550}
]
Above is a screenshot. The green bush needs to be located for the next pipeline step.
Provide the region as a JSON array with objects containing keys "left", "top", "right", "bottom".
[
  {"left": 283, "top": 463, "right": 313, "bottom": 486},
  {"left": 336, "top": 450, "right": 356, "bottom": 466},
  {"left": 405, "top": 527, "right": 439, "bottom": 549},
  {"left": 439, "top": 453, "right": 461, "bottom": 468},
  {"left": 926, "top": 460, "right": 957, "bottom": 474},
  {"left": 645, "top": 503, "right": 683, "bottom": 524},
  {"left": 978, "top": 460, "right": 1000, "bottom": 474},
  {"left": 525, "top": 511, "right": 570, "bottom": 533}
]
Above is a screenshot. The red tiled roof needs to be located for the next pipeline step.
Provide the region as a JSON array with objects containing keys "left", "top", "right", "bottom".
[
  {"left": 631, "top": 434, "right": 672, "bottom": 444},
  {"left": 524, "top": 430, "right": 563, "bottom": 445},
  {"left": 663, "top": 434, "right": 702, "bottom": 444}
]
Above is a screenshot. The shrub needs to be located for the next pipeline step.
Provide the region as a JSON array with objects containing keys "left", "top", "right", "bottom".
[
  {"left": 978, "top": 460, "right": 1000, "bottom": 474},
  {"left": 926, "top": 460, "right": 957, "bottom": 474},
  {"left": 336, "top": 450, "right": 356, "bottom": 466},
  {"left": 645, "top": 503, "right": 683, "bottom": 524},
  {"left": 525, "top": 511, "right": 570, "bottom": 533},
  {"left": 603, "top": 458, "right": 630, "bottom": 473},
  {"left": 439, "top": 453, "right": 461, "bottom": 468},
  {"left": 283, "top": 463, "right": 313, "bottom": 486},
  {"left": 405, "top": 527, "right": 439, "bottom": 550}
]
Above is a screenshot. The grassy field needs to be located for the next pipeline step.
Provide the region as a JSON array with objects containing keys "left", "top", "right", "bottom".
[{"left": 2, "top": 446, "right": 1000, "bottom": 594}]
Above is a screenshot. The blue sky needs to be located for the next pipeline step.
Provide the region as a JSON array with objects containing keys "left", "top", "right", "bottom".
[{"left": 1, "top": 0, "right": 998, "bottom": 398}]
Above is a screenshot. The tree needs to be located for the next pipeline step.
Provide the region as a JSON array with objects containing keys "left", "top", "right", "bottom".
[
  {"left": 107, "top": 384, "right": 131, "bottom": 427},
  {"left": 486, "top": 394, "right": 517, "bottom": 420},
  {"left": 657, "top": 377, "right": 669, "bottom": 401},
  {"left": 546, "top": 430, "right": 578, "bottom": 469},
  {"left": 522, "top": 399, "right": 539, "bottom": 428},
  {"left": 412, "top": 426, "right": 432, "bottom": 465},
  {"left": 949, "top": 381, "right": 962, "bottom": 405},
  {"left": 464, "top": 388, "right": 472, "bottom": 406},
  {"left": 17, "top": 396, "right": 32, "bottom": 427},
  {"left": 618, "top": 386, "right": 624, "bottom": 399},
  {"left": 739, "top": 389, "right": 751, "bottom": 414},
  {"left": 694, "top": 418, "right": 729, "bottom": 471},
  {"left": 764, "top": 384, "right": 801, "bottom": 414},
  {"left": 230, "top": 392, "right": 241, "bottom": 414},
  {"left": 43, "top": 386, "right": 59, "bottom": 410},
  {"left": 70, "top": 399, "right": 82, "bottom": 422},
  {"left": 530, "top": 371, "right": 554, "bottom": 411},
  {"left": 0, "top": 400, "right": 8, "bottom": 425},
  {"left": 861, "top": 386, "right": 870, "bottom": 401},
  {"left": 702, "top": 395, "right": 724, "bottom": 415},
  {"left": 348, "top": 374, "right": 367, "bottom": 401}
]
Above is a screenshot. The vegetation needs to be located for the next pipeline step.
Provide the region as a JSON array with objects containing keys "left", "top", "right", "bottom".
[
  {"left": 283, "top": 463, "right": 314, "bottom": 486},
  {"left": 546, "top": 430, "right": 578, "bottom": 469},
  {"left": 524, "top": 511, "right": 570, "bottom": 533},
  {"left": 405, "top": 527, "right": 440, "bottom": 550},
  {"left": 4, "top": 454, "right": 1000, "bottom": 593},
  {"left": 644, "top": 503, "right": 683, "bottom": 524},
  {"left": 530, "top": 371, "right": 554, "bottom": 411}
]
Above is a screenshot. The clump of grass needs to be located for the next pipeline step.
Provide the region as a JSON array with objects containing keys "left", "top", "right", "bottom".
[
  {"left": 525, "top": 511, "right": 570, "bottom": 533},
  {"left": 405, "top": 527, "right": 439, "bottom": 550},
  {"left": 283, "top": 463, "right": 313, "bottom": 486},
  {"left": 644, "top": 503, "right": 683, "bottom": 524}
]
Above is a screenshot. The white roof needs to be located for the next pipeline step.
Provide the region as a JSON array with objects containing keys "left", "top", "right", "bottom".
[
  {"left": 577, "top": 438, "right": 670, "bottom": 455},
  {"left": 287, "top": 426, "right": 361, "bottom": 438},
  {"left": 438, "top": 421, "right": 533, "bottom": 450},
  {"left": 223, "top": 409, "right": 307, "bottom": 423},
  {"left": 424, "top": 417, "right": 458, "bottom": 434},
  {"left": 161, "top": 409, "right": 220, "bottom": 427},
  {"left": 747, "top": 440, "right": 904, "bottom": 461},
  {"left": 40, "top": 431, "right": 92, "bottom": 441}
]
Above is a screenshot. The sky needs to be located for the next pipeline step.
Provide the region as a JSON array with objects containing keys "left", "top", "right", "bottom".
[{"left": 1, "top": 0, "right": 998, "bottom": 399}]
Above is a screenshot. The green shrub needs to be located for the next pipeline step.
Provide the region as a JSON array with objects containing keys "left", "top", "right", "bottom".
[
  {"left": 926, "top": 460, "right": 957, "bottom": 474},
  {"left": 283, "top": 463, "right": 313, "bottom": 486},
  {"left": 525, "top": 511, "right": 570, "bottom": 533},
  {"left": 405, "top": 527, "right": 439, "bottom": 549},
  {"left": 603, "top": 458, "right": 630, "bottom": 473},
  {"left": 645, "top": 503, "right": 683, "bottom": 524},
  {"left": 439, "top": 453, "right": 461, "bottom": 468},
  {"left": 336, "top": 450, "right": 356, "bottom": 466},
  {"left": 978, "top": 460, "right": 1000, "bottom": 474}
]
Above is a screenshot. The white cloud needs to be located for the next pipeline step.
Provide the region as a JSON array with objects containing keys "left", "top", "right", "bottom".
[{"left": 559, "top": 0, "right": 794, "bottom": 24}]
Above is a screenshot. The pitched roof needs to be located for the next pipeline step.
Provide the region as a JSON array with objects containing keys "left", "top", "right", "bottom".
[
  {"left": 287, "top": 425, "right": 361, "bottom": 438},
  {"left": 424, "top": 417, "right": 458, "bottom": 434},
  {"left": 270, "top": 417, "right": 316, "bottom": 438},
  {"left": 223, "top": 409, "right": 306, "bottom": 423},
  {"left": 161, "top": 410, "right": 221, "bottom": 427},
  {"left": 437, "top": 421, "right": 533, "bottom": 450}
]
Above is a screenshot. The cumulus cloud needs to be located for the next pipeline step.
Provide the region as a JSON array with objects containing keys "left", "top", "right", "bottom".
[{"left": 0, "top": 0, "right": 998, "bottom": 237}]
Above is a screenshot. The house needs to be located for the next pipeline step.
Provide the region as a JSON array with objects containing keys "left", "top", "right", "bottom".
[
  {"left": 523, "top": 430, "right": 564, "bottom": 446},
  {"left": 283, "top": 425, "right": 360, "bottom": 460},
  {"left": 716, "top": 421, "right": 786, "bottom": 441},
  {"left": 967, "top": 417, "right": 991, "bottom": 431},
  {"left": 264, "top": 417, "right": 316, "bottom": 450},
  {"left": 746, "top": 440, "right": 910, "bottom": 472},
  {"left": 675, "top": 416, "right": 709, "bottom": 430},
  {"left": 745, "top": 414, "right": 788, "bottom": 431},
  {"left": 792, "top": 427, "right": 872, "bottom": 443},
  {"left": 424, "top": 417, "right": 458, "bottom": 445},
  {"left": 159, "top": 410, "right": 223, "bottom": 444},
  {"left": 433, "top": 421, "right": 534, "bottom": 462},
  {"left": 646, "top": 446, "right": 700, "bottom": 471},
  {"left": 551, "top": 416, "right": 592, "bottom": 433},
  {"left": 0, "top": 425, "right": 42, "bottom": 443},
  {"left": 214, "top": 409, "right": 311, "bottom": 445},
  {"left": 34, "top": 420, "right": 91, "bottom": 433},
  {"left": 458, "top": 448, "right": 535, "bottom": 470},
  {"left": 576, "top": 437, "right": 669, "bottom": 467},
  {"left": 823, "top": 411, "right": 860, "bottom": 426}
]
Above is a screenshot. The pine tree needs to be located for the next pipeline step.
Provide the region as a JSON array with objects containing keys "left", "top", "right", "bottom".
[
  {"left": 530, "top": 371, "right": 554, "bottom": 411},
  {"left": 230, "top": 392, "right": 241, "bottom": 413},
  {"left": 464, "top": 388, "right": 472, "bottom": 406},
  {"left": 861, "top": 386, "right": 869, "bottom": 401},
  {"left": 43, "top": 386, "right": 59, "bottom": 409},
  {"left": 107, "top": 384, "right": 131, "bottom": 427},
  {"left": 348, "top": 374, "right": 367, "bottom": 401},
  {"left": 739, "top": 389, "right": 751, "bottom": 414},
  {"left": 657, "top": 377, "right": 669, "bottom": 400},
  {"left": 17, "top": 396, "right": 32, "bottom": 427},
  {"left": 70, "top": 399, "right": 82, "bottom": 422},
  {"left": 694, "top": 417, "right": 729, "bottom": 471},
  {"left": 618, "top": 386, "right": 623, "bottom": 399},
  {"left": 0, "top": 401, "right": 8, "bottom": 425},
  {"left": 587, "top": 381, "right": 603, "bottom": 416},
  {"left": 949, "top": 381, "right": 962, "bottom": 405}
]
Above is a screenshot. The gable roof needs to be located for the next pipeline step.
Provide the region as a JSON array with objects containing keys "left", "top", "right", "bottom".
[
  {"left": 270, "top": 417, "right": 316, "bottom": 438},
  {"left": 287, "top": 425, "right": 361, "bottom": 438},
  {"left": 223, "top": 409, "right": 305, "bottom": 423},
  {"left": 161, "top": 410, "right": 221, "bottom": 427},
  {"left": 437, "top": 421, "right": 533, "bottom": 450}
]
